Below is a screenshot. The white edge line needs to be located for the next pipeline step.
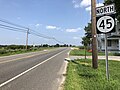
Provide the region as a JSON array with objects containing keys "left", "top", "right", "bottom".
[
  {"left": 59, "top": 50, "right": 70, "bottom": 90},
  {"left": 0, "top": 49, "right": 67, "bottom": 88}
]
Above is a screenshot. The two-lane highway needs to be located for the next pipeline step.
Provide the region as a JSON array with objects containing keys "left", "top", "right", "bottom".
[{"left": 0, "top": 47, "right": 70, "bottom": 90}]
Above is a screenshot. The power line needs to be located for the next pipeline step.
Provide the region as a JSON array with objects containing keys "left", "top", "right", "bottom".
[
  {"left": 0, "top": 19, "right": 55, "bottom": 39},
  {"left": 0, "top": 19, "right": 65, "bottom": 44},
  {"left": 0, "top": 18, "right": 28, "bottom": 29},
  {"left": 30, "top": 31, "right": 54, "bottom": 39},
  {"left": 30, "top": 30, "right": 65, "bottom": 44},
  {"left": 0, "top": 24, "right": 27, "bottom": 32},
  {"left": 0, "top": 26, "right": 27, "bottom": 33},
  {"left": 53, "top": 38, "right": 65, "bottom": 44},
  {"left": 29, "top": 30, "right": 54, "bottom": 39},
  {"left": 0, "top": 22, "right": 54, "bottom": 39},
  {"left": 29, "top": 30, "right": 65, "bottom": 44}
]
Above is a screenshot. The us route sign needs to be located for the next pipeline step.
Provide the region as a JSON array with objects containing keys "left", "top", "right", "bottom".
[
  {"left": 96, "top": 4, "right": 115, "bottom": 16},
  {"left": 96, "top": 15, "right": 115, "bottom": 34}
]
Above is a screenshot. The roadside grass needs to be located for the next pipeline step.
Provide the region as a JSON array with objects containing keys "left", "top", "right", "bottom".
[
  {"left": 70, "top": 49, "right": 91, "bottom": 56},
  {"left": 64, "top": 59, "right": 120, "bottom": 90},
  {"left": 70, "top": 49, "right": 113, "bottom": 56},
  {"left": 0, "top": 47, "right": 55, "bottom": 57}
]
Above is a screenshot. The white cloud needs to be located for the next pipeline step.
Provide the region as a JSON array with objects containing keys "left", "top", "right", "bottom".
[
  {"left": 72, "top": 0, "right": 91, "bottom": 8},
  {"left": 80, "top": 0, "right": 91, "bottom": 7},
  {"left": 72, "top": 0, "right": 81, "bottom": 8},
  {"left": 35, "top": 24, "right": 42, "bottom": 27},
  {"left": 85, "top": 3, "right": 104, "bottom": 12},
  {"left": 74, "top": 4, "right": 80, "bottom": 8},
  {"left": 66, "top": 27, "right": 81, "bottom": 32},
  {"left": 96, "top": 3, "right": 104, "bottom": 7},
  {"left": 86, "top": 6, "right": 91, "bottom": 11},
  {"left": 28, "top": 23, "right": 42, "bottom": 28},
  {"left": 46, "top": 25, "right": 60, "bottom": 30},
  {"left": 73, "top": 37, "right": 80, "bottom": 39},
  {"left": 72, "top": 0, "right": 104, "bottom": 12}
]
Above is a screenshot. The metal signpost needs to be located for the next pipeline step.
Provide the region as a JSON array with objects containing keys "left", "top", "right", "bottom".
[{"left": 96, "top": 4, "right": 115, "bottom": 80}]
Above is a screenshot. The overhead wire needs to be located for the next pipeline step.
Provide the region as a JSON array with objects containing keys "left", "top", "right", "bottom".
[
  {"left": 53, "top": 38, "right": 65, "bottom": 44},
  {"left": 29, "top": 29, "right": 54, "bottom": 39},
  {"left": 0, "top": 24, "right": 27, "bottom": 32},
  {"left": 29, "top": 30, "right": 64, "bottom": 44},
  {"left": 0, "top": 26, "right": 27, "bottom": 33},
  {"left": 0, "top": 18, "right": 28, "bottom": 29},
  {"left": 30, "top": 31, "right": 54, "bottom": 39},
  {"left": 0, "top": 19, "right": 65, "bottom": 44}
]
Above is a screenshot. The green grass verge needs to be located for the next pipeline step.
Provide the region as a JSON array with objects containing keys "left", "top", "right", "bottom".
[
  {"left": 64, "top": 59, "right": 120, "bottom": 90},
  {"left": 70, "top": 49, "right": 113, "bottom": 56},
  {"left": 0, "top": 47, "right": 55, "bottom": 57},
  {"left": 70, "top": 49, "right": 92, "bottom": 56}
]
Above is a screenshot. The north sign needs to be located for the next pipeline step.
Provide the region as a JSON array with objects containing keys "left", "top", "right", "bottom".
[{"left": 96, "top": 4, "right": 115, "bottom": 16}]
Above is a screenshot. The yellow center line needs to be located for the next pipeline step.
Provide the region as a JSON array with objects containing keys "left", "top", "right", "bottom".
[{"left": 0, "top": 51, "right": 49, "bottom": 64}]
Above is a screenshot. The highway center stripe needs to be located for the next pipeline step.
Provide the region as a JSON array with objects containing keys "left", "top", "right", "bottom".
[{"left": 0, "top": 48, "right": 68, "bottom": 88}]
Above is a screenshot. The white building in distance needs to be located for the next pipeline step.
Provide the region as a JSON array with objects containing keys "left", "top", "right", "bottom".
[{"left": 98, "top": 19, "right": 120, "bottom": 51}]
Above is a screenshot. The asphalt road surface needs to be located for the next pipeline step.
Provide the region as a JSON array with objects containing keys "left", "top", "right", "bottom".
[{"left": 0, "top": 47, "right": 70, "bottom": 90}]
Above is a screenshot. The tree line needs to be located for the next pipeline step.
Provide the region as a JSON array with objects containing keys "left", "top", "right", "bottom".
[{"left": 0, "top": 44, "right": 73, "bottom": 50}]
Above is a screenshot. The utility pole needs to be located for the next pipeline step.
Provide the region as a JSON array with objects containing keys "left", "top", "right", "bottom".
[
  {"left": 91, "top": 0, "right": 98, "bottom": 69},
  {"left": 26, "top": 28, "right": 29, "bottom": 50}
]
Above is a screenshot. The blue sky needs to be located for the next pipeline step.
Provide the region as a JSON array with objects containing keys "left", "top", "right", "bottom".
[{"left": 0, "top": 0, "right": 104, "bottom": 45}]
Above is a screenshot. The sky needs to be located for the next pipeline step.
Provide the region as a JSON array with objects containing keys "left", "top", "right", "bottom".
[{"left": 0, "top": 0, "right": 104, "bottom": 45}]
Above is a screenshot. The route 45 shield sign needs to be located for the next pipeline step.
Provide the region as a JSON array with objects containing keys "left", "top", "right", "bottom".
[{"left": 96, "top": 14, "right": 115, "bottom": 34}]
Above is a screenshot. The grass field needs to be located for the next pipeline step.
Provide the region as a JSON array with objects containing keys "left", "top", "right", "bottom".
[
  {"left": 64, "top": 59, "right": 120, "bottom": 90},
  {"left": 0, "top": 47, "right": 55, "bottom": 56},
  {"left": 70, "top": 49, "right": 113, "bottom": 56}
]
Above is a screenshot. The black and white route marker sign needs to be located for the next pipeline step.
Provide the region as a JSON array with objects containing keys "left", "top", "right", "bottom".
[
  {"left": 96, "top": 4, "right": 115, "bottom": 34},
  {"left": 96, "top": 15, "right": 115, "bottom": 33}
]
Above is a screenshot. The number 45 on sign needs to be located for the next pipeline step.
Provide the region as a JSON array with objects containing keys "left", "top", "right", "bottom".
[{"left": 96, "top": 15, "right": 115, "bottom": 34}]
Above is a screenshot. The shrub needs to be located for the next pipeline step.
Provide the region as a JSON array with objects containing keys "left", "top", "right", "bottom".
[
  {"left": 113, "top": 53, "right": 120, "bottom": 56},
  {"left": 79, "top": 46, "right": 84, "bottom": 49},
  {"left": 0, "top": 50, "right": 7, "bottom": 54}
]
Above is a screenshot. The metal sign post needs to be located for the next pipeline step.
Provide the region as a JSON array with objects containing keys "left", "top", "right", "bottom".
[{"left": 105, "top": 33, "right": 109, "bottom": 80}]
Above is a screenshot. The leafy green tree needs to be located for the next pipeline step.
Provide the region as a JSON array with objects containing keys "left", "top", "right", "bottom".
[
  {"left": 84, "top": 23, "right": 92, "bottom": 39},
  {"left": 82, "top": 37, "right": 90, "bottom": 59},
  {"left": 105, "top": 0, "right": 120, "bottom": 22},
  {"left": 54, "top": 44, "right": 60, "bottom": 47},
  {"left": 43, "top": 44, "right": 49, "bottom": 47},
  {"left": 82, "top": 23, "right": 92, "bottom": 59},
  {"left": 82, "top": 23, "right": 92, "bottom": 47}
]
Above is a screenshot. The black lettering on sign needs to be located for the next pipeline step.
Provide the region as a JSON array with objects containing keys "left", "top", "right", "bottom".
[
  {"left": 99, "top": 20, "right": 105, "bottom": 29},
  {"left": 106, "top": 19, "right": 112, "bottom": 29},
  {"left": 104, "top": 7, "right": 107, "bottom": 13},
  {"left": 100, "top": 8, "right": 103, "bottom": 14},
  {"left": 96, "top": 14, "right": 115, "bottom": 34},
  {"left": 96, "top": 9, "right": 99, "bottom": 15},
  {"left": 110, "top": 6, "right": 114, "bottom": 12}
]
